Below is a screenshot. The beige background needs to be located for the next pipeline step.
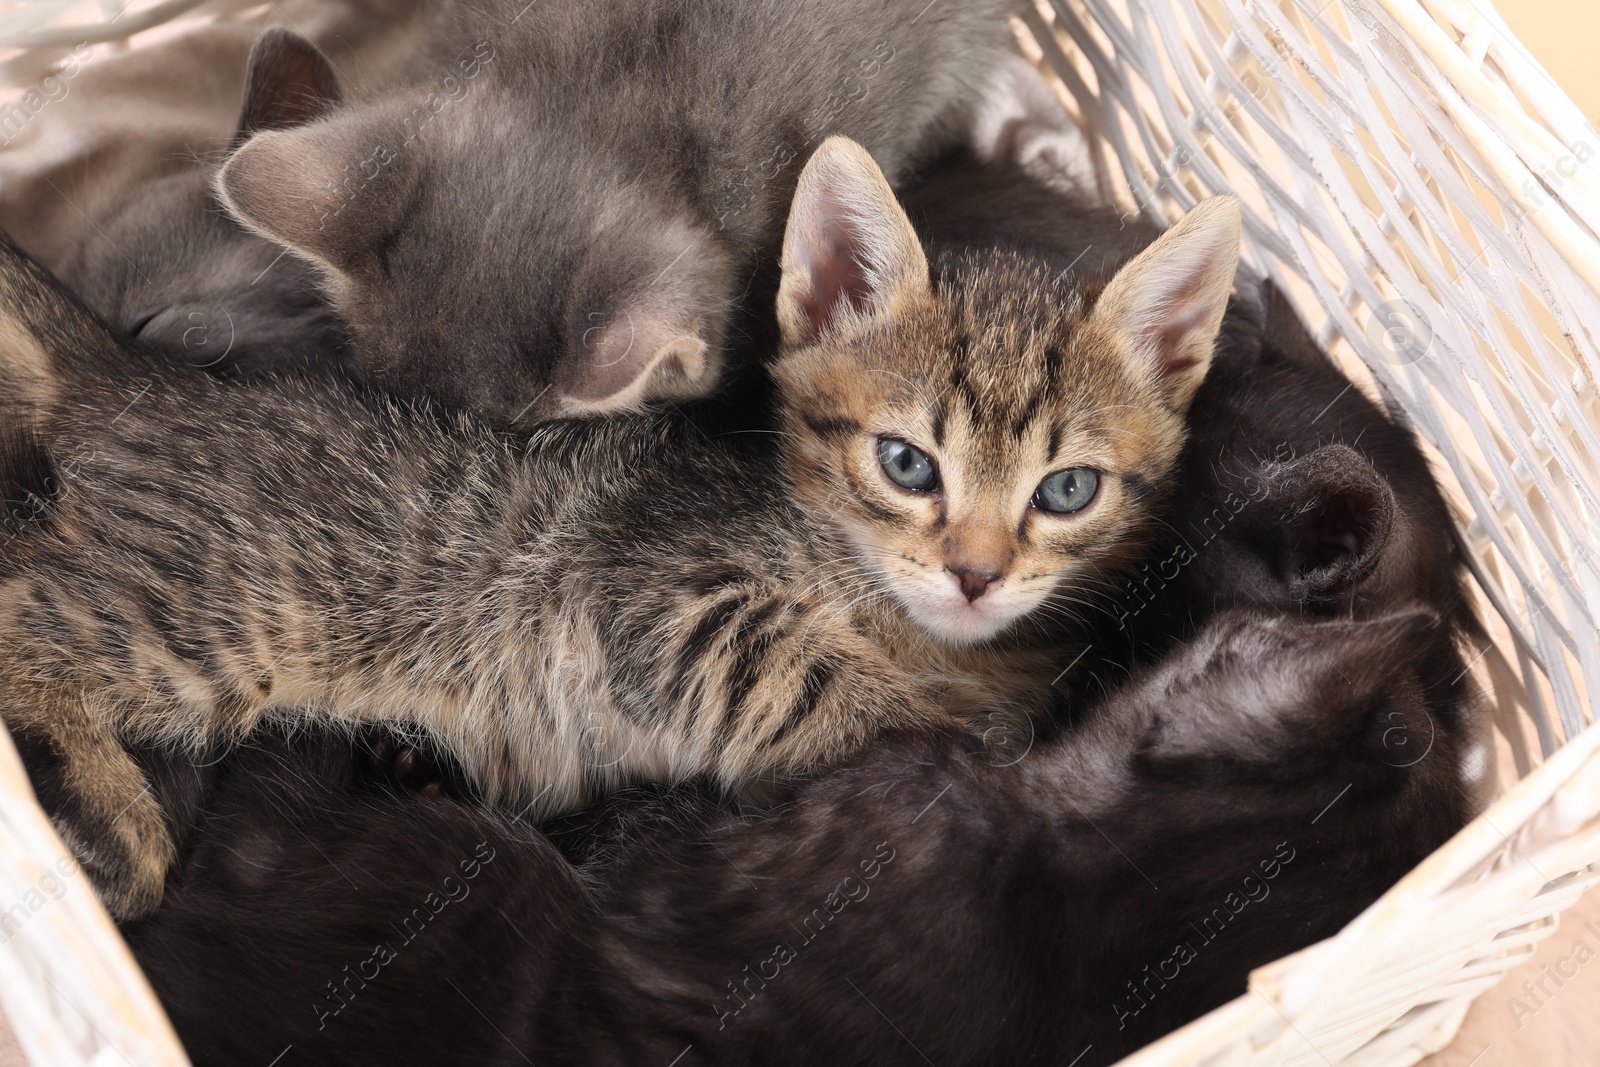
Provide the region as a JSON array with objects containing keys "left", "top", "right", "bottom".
[
  {"left": 1419, "top": 3, "right": 1600, "bottom": 1064},
  {"left": 1501, "top": 0, "right": 1600, "bottom": 116}
]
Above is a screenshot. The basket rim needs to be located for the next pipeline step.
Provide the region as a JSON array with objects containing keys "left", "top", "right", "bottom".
[{"left": 1113, "top": 723, "right": 1600, "bottom": 1064}]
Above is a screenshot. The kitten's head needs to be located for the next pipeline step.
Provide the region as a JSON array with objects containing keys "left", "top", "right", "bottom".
[
  {"left": 773, "top": 138, "right": 1241, "bottom": 645},
  {"left": 1175, "top": 285, "right": 1476, "bottom": 632},
  {"left": 216, "top": 35, "right": 731, "bottom": 427},
  {"left": 1124, "top": 607, "right": 1447, "bottom": 775},
  {"left": 60, "top": 28, "right": 349, "bottom": 380}
]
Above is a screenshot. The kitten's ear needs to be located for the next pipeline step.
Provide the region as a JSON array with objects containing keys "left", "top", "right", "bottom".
[
  {"left": 1261, "top": 445, "right": 1396, "bottom": 602},
  {"left": 217, "top": 105, "right": 414, "bottom": 279},
  {"left": 1275, "top": 610, "right": 1436, "bottom": 713},
  {"left": 561, "top": 310, "right": 710, "bottom": 415},
  {"left": 559, "top": 212, "right": 731, "bottom": 416},
  {"left": 232, "top": 28, "right": 342, "bottom": 147},
  {"left": 777, "top": 136, "right": 930, "bottom": 348},
  {"left": 1259, "top": 280, "right": 1337, "bottom": 372},
  {"left": 1091, "top": 195, "right": 1241, "bottom": 411},
  {"left": 1259, "top": 610, "right": 1439, "bottom": 749}
]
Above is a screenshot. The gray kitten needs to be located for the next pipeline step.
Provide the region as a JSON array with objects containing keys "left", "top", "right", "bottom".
[
  {"left": 66, "top": 30, "right": 350, "bottom": 378},
  {"left": 216, "top": 0, "right": 1019, "bottom": 426},
  {"left": 0, "top": 11, "right": 438, "bottom": 379}
]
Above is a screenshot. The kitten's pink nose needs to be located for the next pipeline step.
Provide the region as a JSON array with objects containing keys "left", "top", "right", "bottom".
[{"left": 947, "top": 565, "right": 1001, "bottom": 602}]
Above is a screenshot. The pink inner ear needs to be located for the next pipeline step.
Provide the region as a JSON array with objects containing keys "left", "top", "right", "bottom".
[
  {"left": 571, "top": 311, "right": 652, "bottom": 401},
  {"left": 796, "top": 225, "right": 873, "bottom": 338},
  {"left": 1152, "top": 306, "right": 1207, "bottom": 374},
  {"left": 1134, "top": 280, "right": 1218, "bottom": 381},
  {"left": 567, "top": 302, "right": 706, "bottom": 405},
  {"left": 781, "top": 141, "right": 927, "bottom": 347}
]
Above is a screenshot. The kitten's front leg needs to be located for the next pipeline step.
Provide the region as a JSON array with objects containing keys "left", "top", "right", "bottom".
[
  {"left": 5, "top": 687, "right": 176, "bottom": 919},
  {"left": 686, "top": 618, "right": 960, "bottom": 783}
]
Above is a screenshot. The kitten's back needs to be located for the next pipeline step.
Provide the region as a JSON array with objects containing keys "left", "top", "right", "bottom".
[{"left": 902, "top": 147, "right": 1164, "bottom": 274}]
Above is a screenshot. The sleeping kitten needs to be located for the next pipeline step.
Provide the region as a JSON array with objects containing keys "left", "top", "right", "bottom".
[
  {"left": 61, "top": 29, "right": 351, "bottom": 379},
  {"left": 0, "top": 8, "right": 436, "bottom": 379},
  {"left": 123, "top": 600, "right": 1470, "bottom": 1066},
  {"left": 215, "top": 0, "right": 1022, "bottom": 426},
  {"left": 0, "top": 139, "right": 1239, "bottom": 918}
]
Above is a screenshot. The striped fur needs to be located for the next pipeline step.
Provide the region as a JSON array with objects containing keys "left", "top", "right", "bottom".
[
  {"left": 0, "top": 163, "right": 1235, "bottom": 918},
  {"left": 774, "top": 140, "right": 1240, "bottom": 647}
]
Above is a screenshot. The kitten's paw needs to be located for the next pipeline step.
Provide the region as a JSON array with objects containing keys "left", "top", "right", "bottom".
[
  {"left": 970, "top": 54, "right": 1097, "bottom": 195},
  {"left": 55, "top": 788, "right": 176, "bottom": 920}
]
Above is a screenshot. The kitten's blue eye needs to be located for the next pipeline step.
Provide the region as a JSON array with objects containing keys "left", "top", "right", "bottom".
[
  {"left": 877, "top": 437, "right": 938, "bottom": 492},
  {"left": 1033, "top": 468, "right": 1099, "bottom": 514}
]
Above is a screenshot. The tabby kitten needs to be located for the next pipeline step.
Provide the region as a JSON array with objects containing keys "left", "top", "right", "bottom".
[{"left": 0, "top": 139, "right": 1238, "bottom": 918}]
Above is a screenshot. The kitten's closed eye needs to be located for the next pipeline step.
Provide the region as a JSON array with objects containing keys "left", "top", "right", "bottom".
[{"left": 128, "top": 307, "right": 164, "bottom": 337}]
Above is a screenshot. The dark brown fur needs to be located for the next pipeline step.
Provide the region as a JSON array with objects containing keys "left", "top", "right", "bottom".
[
  {"left": 124, "top": 604, "right": 1472, "bottom": 1066},
  {"left": 123, "top": 159, "right": 1485, "bottom": 1066}
]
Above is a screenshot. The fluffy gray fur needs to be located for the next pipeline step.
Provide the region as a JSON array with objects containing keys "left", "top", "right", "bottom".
[{"left": 216, "top": 0, "right": 1018, "bottom": 426}]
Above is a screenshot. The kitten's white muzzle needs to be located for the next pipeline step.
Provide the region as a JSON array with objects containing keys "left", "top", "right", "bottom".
[{"left": 900, "top": 576, "right": 1031, "bottom": 645}]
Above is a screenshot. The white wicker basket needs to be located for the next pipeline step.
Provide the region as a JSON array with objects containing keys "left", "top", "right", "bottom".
[{"left": 0, "top": 0, "right": 1595, "bottom": 1064}]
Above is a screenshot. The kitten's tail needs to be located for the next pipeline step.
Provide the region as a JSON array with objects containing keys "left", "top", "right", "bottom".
[{"left": 0, "top": 228, "right": 136, "bottom": 429}]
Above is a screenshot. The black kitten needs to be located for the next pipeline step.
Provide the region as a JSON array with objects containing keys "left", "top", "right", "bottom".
[{"left": 125, "top": 596, "right": 1467, "bottom": 1065}]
